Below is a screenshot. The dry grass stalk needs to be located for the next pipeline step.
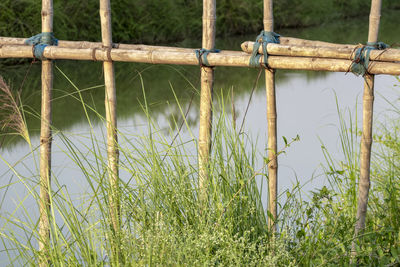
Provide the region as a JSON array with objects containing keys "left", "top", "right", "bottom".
[
  {"left": 198, "top": 0, "right": 216, "bottom": 204},
  {"left": 2, "top": 44, "right": 399, "bottom": 75},
  {"left": 99, "top": 0, "right": 121, "bottom": 246},
  {"left": 0, "top": 77, "right": 30, "bottom": 145},
  {"left": 351, "top": 0, "right": 382, "bottom": 259},
  {"left": 263, "top": 0, "right": 278, "bottom": 233},
  {"left": 241, "top": 41, "right": 400, "bottom": 62},
  {"left": 38, "top": 0, "right": 53, "bottom": 266}
]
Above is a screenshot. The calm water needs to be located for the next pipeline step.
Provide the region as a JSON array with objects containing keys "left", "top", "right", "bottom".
[{"left": 0, "top": 10, "right": 399, "bottom": 263}]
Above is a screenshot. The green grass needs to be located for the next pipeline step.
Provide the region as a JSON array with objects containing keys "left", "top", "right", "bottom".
[{"left": 0, "top": 73, "right": 399, "bottom": 266}]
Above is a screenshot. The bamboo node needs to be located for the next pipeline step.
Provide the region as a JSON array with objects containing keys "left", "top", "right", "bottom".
[
  {"left": 148, "top": 49, "right": 155, "bottom": 64},
  {"left": 92, "top": 48, "right": 98, "bottom": 61},
  {"left": 363, "top": 95, "right": 374, "bottom": 101},
  {"left": 101, "top": 46, "right": 112, "bottom": 62},
  {"left": 40, "top": 137, "right": 53, "bottom": 145},
  {"left": 202, "top": 16, "right": 216, "bottom": 21},
  {"left": 361, "top": 137, "right": 373, "bottom": 144},
  {"left": 41, "top": 10, "right": 53, "bottom": 17}
]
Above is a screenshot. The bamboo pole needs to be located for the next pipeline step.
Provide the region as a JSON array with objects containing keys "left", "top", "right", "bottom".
[
  {"left": 99, "top": 0, "right": 120, "bottom": 254},
  {"left": 1, "top": 44, "right": 400, "bottom": 75},
  {"left": 264, "top": 0, "right": 278, "bottom": 233},
  {"left": 351, "top": 0, "right": 382, "bottom": 258},
  {"left": 198, "top": 0, "right": 216, "bottom": 204},
  {"left": 241, "top": 41, "right": 400, "bottom": 62},
  {"left": 39, "top": 0, "right": 53, "bottom": 266}
]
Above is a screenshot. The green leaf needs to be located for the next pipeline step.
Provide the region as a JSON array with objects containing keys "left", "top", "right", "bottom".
[{"left": 283, "top": 136, "right": 288, "bottom": 146}]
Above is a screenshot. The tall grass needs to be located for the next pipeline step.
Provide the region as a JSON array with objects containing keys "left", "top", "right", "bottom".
[{"left": 0, "top": 73, "right": 399, "bottom": 265}]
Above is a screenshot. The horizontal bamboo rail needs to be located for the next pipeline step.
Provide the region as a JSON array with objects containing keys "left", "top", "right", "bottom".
[
  {"left": 0, "top": 36, "right": 354, "bottom": 50},
  {"left": 0, "top": 36, "right": 198, "bottom": 52},
  {"left": 1, "top": 44, "right": 399, "bottom": 75},
  {"left": 241, "top": 41, "right": 400, "bottom": 62}
]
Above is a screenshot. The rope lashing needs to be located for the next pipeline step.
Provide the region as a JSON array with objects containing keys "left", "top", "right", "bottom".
[
  {"left": 25, "top": 32, "right": 58, "bottom": 60},
  {"left": 195, "top": 48, "right": 220, "bottom": 67},
  {"left": 249, "top": 30, "right": 280, "bottom": 68},
  {"left": 350, "top": 41, "right": 389, "bottom": 76}
]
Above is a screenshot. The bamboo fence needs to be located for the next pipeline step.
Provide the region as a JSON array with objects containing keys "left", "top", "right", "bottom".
[
  {"left": 0, "top": 0, "right": 398, "bottom": 261},
  {"left": 351, "top": 0, "right": 382, "bottom": 259},
  {"left": 39, "top": 1, "right": 53, "bottom": 266}
]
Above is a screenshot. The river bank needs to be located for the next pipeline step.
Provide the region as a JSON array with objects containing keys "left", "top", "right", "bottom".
[{"left": 2, "top": 0, "right": 400, "bottom": 44}]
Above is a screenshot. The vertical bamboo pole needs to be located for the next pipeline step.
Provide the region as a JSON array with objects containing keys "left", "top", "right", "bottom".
[
  {"left": 264, "top": 0, "right": 278, "bottom": 232},
  {"left": 351, "top": 0, "right": 382, "bottom": 257},
  {"left": 38, "top": 0, "right": 53, "bottom": 265},
  {"left": 99, "top": 0, "right": 120, "bottom": 246},
  {"left": 198, "top": 0, "right": 216, "bottom": 203}
]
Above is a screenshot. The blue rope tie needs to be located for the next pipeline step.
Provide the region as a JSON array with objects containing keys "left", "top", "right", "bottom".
[
  {"left": 25, "top": 32, "right": 58, "bottom": 60},
  {"left": 195, "top": 48, "right": 220, "bottom": 67},
  {"left": 249, "top": 30, "right": 280, "bottom": 68},
  {"left": 350, "top": 41, "right": 389, "bottom": 76}
]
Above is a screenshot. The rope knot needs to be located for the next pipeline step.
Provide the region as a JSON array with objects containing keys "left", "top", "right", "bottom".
[
  {"left": 350, "top": 41, "right": 389, "bottom": 76},
  {"left": 25, "top": 32, "right": 58, "bottom": 60},
  {"left": 195, "top": 48, "right": 220, "bottom": 67},
  {"left": 249, "top": 30, "right": 280, "bottom": 68}
]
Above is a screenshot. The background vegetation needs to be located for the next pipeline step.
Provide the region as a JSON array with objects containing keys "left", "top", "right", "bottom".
[{"left": 1, "top": 0, "right": 400, "bottom": 44}]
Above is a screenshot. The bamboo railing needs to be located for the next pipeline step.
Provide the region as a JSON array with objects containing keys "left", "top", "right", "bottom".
[{"left": 0, "top": 0, "right": 398, "bottom": 263}]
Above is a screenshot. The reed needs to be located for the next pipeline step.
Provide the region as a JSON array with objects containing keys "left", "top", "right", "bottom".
[
  {"left": 198, "top": 0, "right": 216, "bottom": 204},
  {"left": 1, "top": 44, "right": 400, "bottom": 75},
  {"left": 351, "top": 0, "right": 382, "bottom": 259}
]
